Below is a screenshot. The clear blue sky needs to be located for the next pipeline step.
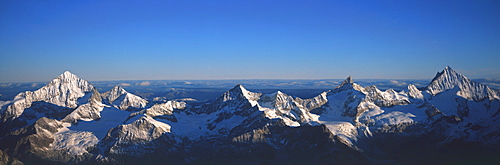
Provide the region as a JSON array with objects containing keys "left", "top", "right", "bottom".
[{"left": 1, "top": 0, "right": 499, "bottom": 82}]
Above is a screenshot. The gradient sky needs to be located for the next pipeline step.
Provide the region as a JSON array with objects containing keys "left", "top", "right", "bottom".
[{"left": 1, "top": 0, "right": 499, "bottom": 82}]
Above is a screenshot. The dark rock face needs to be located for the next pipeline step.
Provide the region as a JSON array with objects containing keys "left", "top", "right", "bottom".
[{"left": 188, "top": 124, "right": 370, "bottom": 165}]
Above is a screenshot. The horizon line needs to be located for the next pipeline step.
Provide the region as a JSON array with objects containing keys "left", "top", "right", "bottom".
[{"left": 2, "top": 77, "right": 500, "bottom": 84}]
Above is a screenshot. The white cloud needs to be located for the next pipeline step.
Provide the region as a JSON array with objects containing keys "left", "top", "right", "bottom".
[
  {"left": 118, "top": 83, "right": 131, "bottom": 86},
  {"left": 0, "top": 83, "right": 12, "bottom": 87},
  {"left": 390, "top": 80, "right": 407, "bottom": 86},
  {"left": 138, "top": 81, "right": 151, "bottom": 86}
]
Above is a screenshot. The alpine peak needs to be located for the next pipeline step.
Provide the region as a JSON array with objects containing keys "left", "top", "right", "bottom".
[
  {"left": 62, "top": 70, "right": 75, "bottom": 76},
  {"left": 56, "top": 71, "right": 81, "bottom": 82},
  {"left": 224, "top": 84, "right": 260, "bottom": 102},
  {"left": 102, "top": 85, "right": 148, "bottom": 110},
  {"left": 102, "top": 86, "right": 128, "bottom": 103},
  {"left": 345, "top": 76, "right": 354, "bottom": 84},
  {"left": 337, "top": 76, "right": 353, "bottom": 88},
  {"left": 1, "top": 71, "right": 96, "bottom": 122},
  {"left": 427, "top": 66, "right": 499, "bottom": 101},
  {"left": 110, "top": 85, "right": 127, "bottom": 94},
  {"left": 229, "top": 84, "right": 247, "bottom": 92},
  {"left": 334, "top": 76, "right": 363, "bottom": 92}
]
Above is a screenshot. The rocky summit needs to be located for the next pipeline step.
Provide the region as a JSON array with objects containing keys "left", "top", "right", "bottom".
[{"left": 0, "top": 67, "right": 499, "bottom": 164}]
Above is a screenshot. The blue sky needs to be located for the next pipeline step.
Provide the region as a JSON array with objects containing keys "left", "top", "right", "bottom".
[{"left": 1, "top": 0, "right": 499, "bottom": 82}]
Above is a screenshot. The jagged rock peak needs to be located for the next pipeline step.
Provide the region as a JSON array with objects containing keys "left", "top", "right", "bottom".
[
  {"left": 345, "top": 76, "right": 354, "bottom": 84},
  {"left": 336, "top": 76, "right": 353, "bottom": 88},
  {"left": 0, "top": 71, "right": 98, "bottom": 122},
  {"left": 428, "top": 66, "right": 469, "bottom": 93},
  {"left": 407, "top": 84, "right": 424, "bottom": 100},
  {"left": 57, "top": 70, "right": 78, "bottom": 79},
  {"left": 50, "top": 71, "right": 93, "bottom": 88},
  {"left": 101, "top": 116, "right": 172, "bottom": 156},
  {"left": 224, "top": 84, "right": 261, "bottom": 102},
  {"left": 229, "top": 84, "right": 247, "bottom": 93},
  {"left": 101, "top": 86, "right": 148, "bottom": 110},
  {"left": 429, "top": 66, "right": 461, "bottom": 84},
  {"left": 143, "top": 100, "right": 186, "bottom": 117},
  {"left": 110, "top": 86, "right": 127, "bottom": 95},
  {"left": 267, "top": 91, "right": 293, "bottom": 105},
  {"left": 334, "top": 76, "right": 364, "bottom": 92},
  {"left": 26, "top": 71, "right": 94, "bottom": 106},
  {"left": 102, "top": 86, "right": 128, "bottom": 103},
  {"left": 427, "top": 66, "right": 499, "bottom": 101},
  {"left": 269, "top": 91, "right": 289, "bottom": 98},
  {"left": 132, "top": 116, "right": 171, "bottom": 133},
  {"left": 52, "top": 71, "right": 91, "bottom": 86}
]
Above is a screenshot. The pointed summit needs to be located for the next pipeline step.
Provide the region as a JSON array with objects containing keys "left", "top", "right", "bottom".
[
  {"left": 102, "top": 86, "right": 128, "bottom": 104},
  {"left": 54, "top": 71, "right": 82, "bottom": 83},
  {"left": 46, "top": 71, "right": 94, "bottom": 97},
  {"left": 228, "top": 84, "right": 250, "bottom": 97},
  {"left": 407, "top": 84, "right": 424, "bottom": 100},
  {"left": 263, "top": 90, "right": 291, "bottom": 102},
  {"left": 101, "top": 116, "right": 172, "bottom": 155},
  {"left": 345, "top": 76, "right": 354, "bottom": 84},
  {"left": 223, "top": 84, "right": 260, "bottom": 102},
  {"left": 427, "top": 66, "right": 499, "bottom": 101},
  {"left": 110, "top": 85, "right": 128, "bottom": 95},
  {"left": 112, "top": 85, "right": 126, "bottom": 92},
  {"left": 428, "top": 66, "right": 469, "bottom": 94},
  {"left": 337, "top": 76, "right": 353, "bottom": 88},
  {"left": 62, "top": 70, "right": 76, "bottom": 77},
  {"left": 264, "top": 90, "right": 295, "bottom": 111},
  {"left": 334, "top": 76, "right": 363, "bottom": 92},
  {"left": 1, "top": 71, "right": 97, "bottom": 122},
  {"left": 102, "top": 86, "right": 147, "bottom": 110},
  {"left": 429, "top": 66, "right": 459, "bottom": 83},
  {"left": 229, "top": 84, "right": 245, "bottom": 92},
  {"left": 41, "top": 71, "right": 95, "bottom": 107}
]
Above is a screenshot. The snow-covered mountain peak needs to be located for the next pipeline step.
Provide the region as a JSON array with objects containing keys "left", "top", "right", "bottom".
[
  {"left": 427, "top": 66, "right": 499, "bottom": 101},
  {"left": 130, "top": 100, "right": 186, "bottom": 118},
  {"left": 260, "top": 90, "right": 294, "bottom": 109},
  {"left": 132, "top": 116, "right": 171, "bottom": 133},
  {"left": 49, "top": 71, "right": 94, "bottom": 92},
  {"left": 407, "top": 84, "right": 424, "bottom": 100},
  {"left": 50, "top": 71, "right": 93, "bottom": 91},
  {"left": 105, "top": 116, "right": 171, "bottom": 142},
  {"left": 268, "top": 91, "right": 289, "bottom": 99},
  {"left": 334, "top": 76, "right": 364, "bottom": 92},
  {"left": 101, "top": 86, "right": 148, "bottom": 110},
  {"left": 336, "top": 76, "right": 353, "bottom": 88},
  {"left": 229, "top": 84, "right": 248, "bottom": 94},
  {"left": 57, "top": 71, "right": 79, "bottom": 81},
  {"left": 429, "top": 66, "right": 461, "bottom": 83},
  {"left": 110, "top": 85, "right": 126, "bottom": 93},
  {"left": 224, "top": 84, "right": 261, "bottom": 102},
  {"left": 102, "top": 86, "right": 128, "bottom": 103},
  {"left": 100, "top": 116, "right": 172, "bottom": 156},
  {"left": 0, "top": 71, "right": 99, "bottom": 123}
]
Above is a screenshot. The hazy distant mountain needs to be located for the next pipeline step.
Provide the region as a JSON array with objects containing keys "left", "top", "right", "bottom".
[{"left": 0, "top": 67, "right": 499, "bottom": 164}]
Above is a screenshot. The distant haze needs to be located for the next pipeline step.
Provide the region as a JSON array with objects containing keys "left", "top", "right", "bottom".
[{"left": 1, "top": 1, "right": 499, "bottom": 82}]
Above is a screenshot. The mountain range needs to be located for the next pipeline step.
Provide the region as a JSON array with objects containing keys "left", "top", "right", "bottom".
[{"left": 0, "top": 66, "right": 499, "bottom": 164}]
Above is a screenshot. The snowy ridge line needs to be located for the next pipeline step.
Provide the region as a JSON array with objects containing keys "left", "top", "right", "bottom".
[{"left": 0, "top": 67, "right": 499, "bottom": 164}]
